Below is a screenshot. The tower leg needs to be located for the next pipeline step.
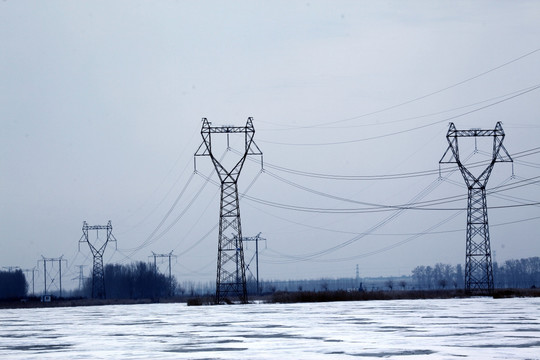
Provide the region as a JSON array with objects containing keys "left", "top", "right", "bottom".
[
  {"left": 216, "top": 181, "right": 247, "bottom": 304},
  {"left": 92, "top": 254, "right": 105, "bottom": 299},
  {"left": 465, "top": 187, "right": 494, "bottom": 295}
]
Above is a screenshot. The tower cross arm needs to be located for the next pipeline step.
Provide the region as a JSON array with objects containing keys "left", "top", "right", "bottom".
[{"left": 447, "top": 121, "right": 506, "bottom": 137}]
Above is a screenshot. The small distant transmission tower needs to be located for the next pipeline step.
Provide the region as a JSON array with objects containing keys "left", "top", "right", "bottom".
[
  {"left": 38, "top": 256, "right": 67, "bottom": 297},
  {"left": 79, "top": 221, "right": 117, "bottom": 299},
  {"left": 440, "top": 122, "right": 512, "bottom": 295},
  {"left": 150, "top": 251, "right": 177, "bottom": 297},
  {"left": 73, "top": 265, "right": 87, "bottom": 292},
  {"left": 195, "top": 117, "right": 263, "bottom": 304},
  {"left": 22, "top": 268, "right": 39, "bottom": 296},
  {"left": 243, "top": 233, "right": 266, "bottom": 295}
]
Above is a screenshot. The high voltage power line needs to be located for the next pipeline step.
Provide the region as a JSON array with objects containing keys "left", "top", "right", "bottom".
[
  {"left": 242, "top": 146, "right": 540, "bottom": 181},
  {"left": 60, "top": 140, "right": 539, "bottom": 286},
  {"left": 258, "top": 176, "right": 522, "bottom": 265},
  {"left": 55, "top": 48, "right": 540, "bottom": 284},
  {"left": 257, "top": 47, "right": 540, "bottom": 131},
  {"left": 237, "top": 173, "right": 540, "bottom": 214},
  {"left": 258, "top": 83, "right": 540, "bottom": 146},
  {"left": 114, "top": 147, "right": 539, "bottom": 265}
]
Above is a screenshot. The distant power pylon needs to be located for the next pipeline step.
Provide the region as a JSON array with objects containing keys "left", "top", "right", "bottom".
[
  {"left": 72, "top": 265, "right": 87, "bottom": 292},
  {"left": 243, "top": 233, "right": 266, "bottom": 295},
  {"left": 150, "top": 251, "right": 177, "bottom": 297},
  {"left": 195, "top": 117, "right": 263, "bottom": 304},
  {"left": 440, "top": 122, "right": 512, "bottom": 295},
  {"left": 79, "top": 221, "right": 117, "bottom": 299},
  {"left": 38, "top": 256, "right": 67, "bottom": 297},
  {"left": 22, "top": 268, "right": 38, "bottom": 296}
]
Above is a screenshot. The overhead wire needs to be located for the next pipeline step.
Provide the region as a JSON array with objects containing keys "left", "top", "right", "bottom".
[
  {"left": 264, "top": 83, "right": 540, "bottom": 132},
  {"left": 260, "top": 173, "right": 527, "bottom": 264},
  {"left": 258, "top": 83, "right": 540, "bottom": 146},
  {"left": 245, "top": 197, "right": 540, "bottom": 238},
  {"left": 119, "top": 171, "right": 197, "bottom": 255},
  {"left": 246, "top": 146, "right": 540, "bottom": 181},
  {"left": 255, "top": 148, "right": 540, "bottom": 263},
  {"left": 65, "top": 46, "right": 540, "bottom": 278},
  {"left": 116, "top": 148, "right": 234, "bottom": 262},
  {"left": 115, "top": 127, "right": 200, "bottom": 230},
  {"left": 241, "top": 170, "right": 540, "bottom": 214},
  {"left": 257, "top": 47, "right": 540, "bottom": 130},
  {"left": 260, "top": 165, "right": 454, "bottom": 263},
  {"left": 177, "top": 168, "right": 264, "bottom": 257}
]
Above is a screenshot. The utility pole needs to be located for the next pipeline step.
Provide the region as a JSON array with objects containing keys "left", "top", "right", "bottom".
[
  {"left": 22, "top": 268, "right": 38, "bottom": 296},
  {"left": 79, "top": 221, "right": 117, "bottom": 299},
  {"left": 150, "top": 251, "right": 177, "bottom": 297},
  {"left": 195, "top": 117, "right": 263, "bottom": 304},
  {"left": 38, "top": 256, "right": 67, "bottom": 296},
  {"left": 440, "top": 122, "right": 512, "bottom": 295},
  {"left": 243, "top": 233, "right": 266, "bottom": 296}
]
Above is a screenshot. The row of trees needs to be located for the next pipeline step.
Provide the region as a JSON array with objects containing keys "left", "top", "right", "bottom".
[
  {"left": 411, "top": 257, "right": 540, "bottom": 290},
  {"left": 0, "top": 269, "right": 28, "bottom": 299},
  {"left": 495, "top": 257, "right": 540, "bottom": 288},
  {"left": 2, "top": 257, "right": 538, "bottom": 301},
  {"left": 79, "top": 262, "right": 177, "bottom": 299},
  {"left": 411, "top": 263, "right": 464, "bottom": 290}
]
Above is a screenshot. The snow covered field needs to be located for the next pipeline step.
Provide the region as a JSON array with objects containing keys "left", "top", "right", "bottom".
[{"left": 1, "top": 297, "right": 539, "bottom": 359}]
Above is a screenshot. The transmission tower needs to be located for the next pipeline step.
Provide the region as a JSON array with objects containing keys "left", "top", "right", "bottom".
[
  {"left": 440, "top": 122, "right": 512, "bottom": 295},
  {"left": 243, "top": 233, "right": 266, "bottom": 296},
  {"left": 79, "top": 221, "right": 117, "bottom": 299},
  {"left": 195, "top": 117, "right": 263, "bottom": 304},
  {"left": 38, "top": 256, "right": 67, "bottom": 296},
  {"left": 22, "top": 268, "right": 38, "bottom": 296},
  {"left": 72, "top": 265, "right": 87, "bottom": 292},
  {"left": 150, "top": 251, "right": 177, "bottom": 297}
]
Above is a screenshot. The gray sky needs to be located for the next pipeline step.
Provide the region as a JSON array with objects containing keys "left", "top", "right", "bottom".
[{"left": 1, "top": 1, "right": 539, "bottom": 292}]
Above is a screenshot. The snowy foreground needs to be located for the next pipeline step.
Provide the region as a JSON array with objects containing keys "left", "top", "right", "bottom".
[{"left": 0, "top": 297, "right": 539, "bottom": 359}]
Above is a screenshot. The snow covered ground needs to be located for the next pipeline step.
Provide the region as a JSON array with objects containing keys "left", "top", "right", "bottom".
[{"left": 1, "top": 297, "right": 539, "bottom": 359}]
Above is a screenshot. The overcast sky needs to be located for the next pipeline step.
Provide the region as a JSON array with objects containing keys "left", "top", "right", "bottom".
[{"left": 1, "top": 1, "right": 539, "bottom": 292}]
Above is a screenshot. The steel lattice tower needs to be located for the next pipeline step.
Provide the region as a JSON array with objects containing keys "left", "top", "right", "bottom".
[
  {"left": 440, "top": 122, "right": 512, "bottom": 295},
  {"left": 79, "top": 220, "right": 117, "bottom": 299},
  {"left": 195, "top": 117, "right": 262, "bottom": 304}
]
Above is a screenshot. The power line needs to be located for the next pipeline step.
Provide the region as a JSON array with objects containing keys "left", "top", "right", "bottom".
[
  {"left": 250, "top": 146, "right": 540, "bottom": 181},
  {"left": 258, "top": 83, "right": 540, "bottom": 146},
  {"left": 241, "top": 171, "right": 539, "bottom": 214},
  {"left": 257, "top": 47, "right": 540, "bottom": 130},
  {"left": 248, "top": 155, "right": 537, "bottom": 265}
]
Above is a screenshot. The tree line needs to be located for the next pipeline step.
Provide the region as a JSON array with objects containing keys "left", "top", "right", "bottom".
[
  {"left": 0, "top": 269, "right": 28, "bottom": 299},
  {"left": 2, "top": 256, "right": 538, "bottom": 301},
  {"left": 79, "top": 262, "right": 177, "bottom": 299},
  {"left": 494, "top": 257, "right": 540, "bottom": 289},
  {"left": 411, "top": 257, "right": 540, "bottom": 290}
]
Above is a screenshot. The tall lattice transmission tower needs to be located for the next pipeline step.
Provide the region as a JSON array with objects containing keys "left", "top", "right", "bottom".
[
  {"left": 79, "top": 220, "right": 117, "bottom": 299},
  {"left": 440, "top": 122, "right": 512, "bottom": 295},
  {"left": 195, "top": 117, "right": 262, "bottom": 304}
]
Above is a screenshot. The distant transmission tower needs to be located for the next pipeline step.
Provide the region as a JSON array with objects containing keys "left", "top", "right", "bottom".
[
  {"left": 38, "top": 256, "right": 67, "bottom": 296},
  {"left": 243, "top": 233, "right": 266, "bottom": 296},
  {"left": 72, "top": 265, "right": 87, "bottom": 292},
  {"left": 440, "top": 122, "right": 512, "bottom": 295},
  {"left": 195, "top": 117, "right": 263, "bottom": 304},
  {"left": 79, "top": 221, "right": 117, "bottom": 299},
  {"left": 150, "top": 251, "right": 177, "bottom": 297},
  {"left": 22, "top": 268, "right": 38, "bottom": 296}
]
